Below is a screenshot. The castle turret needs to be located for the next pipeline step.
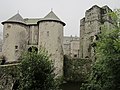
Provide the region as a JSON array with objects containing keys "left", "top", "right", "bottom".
[
  {"left": 38, "top": 11, "right": 65, "bottom": 76},
  {"left": 2, "top": 13, "right": 27, "bottom": 62}
]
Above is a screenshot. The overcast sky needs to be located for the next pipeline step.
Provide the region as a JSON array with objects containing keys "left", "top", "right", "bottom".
[{"left": 0, "top": 0, "right": 120, "bottom": 36}]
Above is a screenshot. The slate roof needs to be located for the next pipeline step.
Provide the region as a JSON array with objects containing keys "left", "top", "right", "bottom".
[
  {"left": 2, "top": 13, "right": 26, "bottom": 25},
  {"left": 44, "top": 11, "right": 61, "bottom": 21},
  {"left": 39, "top": 11, "right": 66, "bottom": 26},
  {"left": 2, "top": 11, "right": 65, "bottom": 26}
]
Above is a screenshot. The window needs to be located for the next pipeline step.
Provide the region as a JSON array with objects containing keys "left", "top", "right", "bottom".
[
  {"left": 95, "top": 35, "right": 99, "bottom": 40},
  {"left": 28, "top": 46, "right": 38, "bottom": 52},
  {"left": 88, "top": 45, "right": 91, "bottom": 52},
  {"left": 5, "top": 33, "right": 9, "bottom": 38},
  {"left": 90, "top": 36, "right": 94, "bottom": 42},
  {"left": 7, "top": 24, "right": 11, "bottom": 28},
  {"left": 85, "top": 56, "right": 89, "bottom": 58},
  {"left": 47, "top": 31, "right": 49, "bottom": 36},
  {"left": 74, "top": 54, "right": 77, "bottom": 57},
  {"left": 15, "top": 46, "right": 18, "bottom": 49}
]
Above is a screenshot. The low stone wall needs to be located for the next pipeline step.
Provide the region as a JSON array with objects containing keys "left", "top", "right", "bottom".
[
  {"left": 63, "top": 56, "right": 92, "bottom": 82},
  {"left": 0, "top": 57, "right": 92, "bottom": 89},
  {"left": 0, "top": 63, "right": 19, "bottom": 90}
]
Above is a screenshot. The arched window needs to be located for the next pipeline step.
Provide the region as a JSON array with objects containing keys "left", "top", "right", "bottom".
[{"left": 28, "top": 46, "right": 38, "bottom": 52}]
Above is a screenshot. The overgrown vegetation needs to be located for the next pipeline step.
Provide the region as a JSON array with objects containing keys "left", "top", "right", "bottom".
[
  {"left": 18, "top": 49, "right": 60, "bottom": 90},
  {"left": 64, "top": 55, "right": 91, "bottom": 82},
  {"left": 0, "top": 64, "right": 19, "bottom": 90},
  {"left": 0, "top": 49, "right": 62, "bottom": 90},
  {"left": 80, "top": 10, "right": 120, "bottom": 90}
]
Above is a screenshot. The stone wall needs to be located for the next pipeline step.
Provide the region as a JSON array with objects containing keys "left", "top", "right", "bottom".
[
  {"left": 63, "top": 36, "right": 80, "bottom": 58},
  {"left": 0, "top": 64, "right": 19, "bottom": 90},
  {"left": 2, "top": 23, "right": 27, "bottom": 62},
  {"left": 80, "top": 5, "right": 114, "bottom": 59},
  {"left": 38, "top": 21, "right": 64, "bottom": 76},
  {"left": 63, "top": 56, "right": 91, "bottom": 82},
  {"left": 0, "top": 57, "right": 92, "bottom": 89}
]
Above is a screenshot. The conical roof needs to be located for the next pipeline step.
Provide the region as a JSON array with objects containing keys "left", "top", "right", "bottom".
[
  {"left": 44, "top": 11, "right": 61, "bottom": 21},
  {"left": 2, "top": 13, "right": 26, "bottom": 25},
  {"left": 38, "top": 11, "right": 65, "bottom": 26}
]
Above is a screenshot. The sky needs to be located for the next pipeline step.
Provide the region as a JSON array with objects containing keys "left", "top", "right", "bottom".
[{"left": 0, "top": 0, "right": 120, "bottom": 37}]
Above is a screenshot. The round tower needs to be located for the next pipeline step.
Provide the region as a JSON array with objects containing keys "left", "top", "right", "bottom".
[
  {"left": 38, "top": 11, "right": 65, "bottom": 76},
  {"left": 2, "top": 13, "right": 27, "bottom": 62}
]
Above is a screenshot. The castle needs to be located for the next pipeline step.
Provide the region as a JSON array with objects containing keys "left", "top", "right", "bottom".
[
  {"left": 1, "top": 11, "right": 66, "bottom": 76},
  {"left": 0, "top": 5, "right": 115, "bottom": 77},
  {"left": 80, "top": 5, "right": 114, "bottom": 59},
  {"left": 0, "top": 5, "right": 117, "bottom": 90}
]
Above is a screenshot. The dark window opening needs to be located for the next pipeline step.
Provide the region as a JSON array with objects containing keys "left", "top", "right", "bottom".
[
  {"left": 1, "top": 56, "right": 6, "bottom": 65},
  {"left": 28, "top": 46, "right": 38, "bottom": 53},
  {"left": 88, "top": 44, "right": 91, "bottom": 52},
  {"left": 47, "top": 31, "right": 49, "bottom": 36},
  {"left": 5, "top": 33, "right": 9, "bottom": 38},
  {"left": 7, "top": 24, "right": 11, "bottom": 28},
  {"left": 95, "top": 35, "right": 99, "bottom": 40},
  {"left": 85, "top": 56, "right": 89, "bottom": 58},
  {"left": 28, "top": 47, "right": 32, "bottom": 52},
  {"left": 90, "top": 36, "right": 94, "bottom": 42},
  {"left": 74, "top": 54, "right": 77, "bottom": 57},
  {"left": 28, "top": 41, "right": 29, "bottom": 45},
  {"left": 15, "top": 46, "right": 18, "bottom": 49}
]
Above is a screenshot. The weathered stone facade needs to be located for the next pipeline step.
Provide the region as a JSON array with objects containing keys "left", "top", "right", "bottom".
[
  {"left": 1, "top": 11, "right": 66, "bottom": 76},
  {"left": 63, "top": 36, "right": 80, "bottom": 58},
  {"left": 80, "top": 5, "right": 114, "bottom": 59}
]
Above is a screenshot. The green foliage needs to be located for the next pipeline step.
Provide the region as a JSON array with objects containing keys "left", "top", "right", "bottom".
[
  {"left": 80, "top": 10, "right": 120, "bottom": 90},
  {"left": 0, "top": 64, "right": 19, "bottom": 90},
  {"left": 18, "top": 49, "right": 60, "bottom": 90}
]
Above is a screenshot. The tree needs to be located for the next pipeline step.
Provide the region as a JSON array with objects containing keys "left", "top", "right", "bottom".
[
  {"left": 80, "top": 10, "right": 120, "bottom": 90},
  {"left": 18, "top": 49, "right": 60, "bottom": 90}
]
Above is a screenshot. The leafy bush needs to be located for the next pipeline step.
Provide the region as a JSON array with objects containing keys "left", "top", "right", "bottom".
[
  {"left": 80, "top": 10, "right": 120, "bottom": 90},
  {"left": 18, "top": 49, "right": 60, "bottom": 90}
]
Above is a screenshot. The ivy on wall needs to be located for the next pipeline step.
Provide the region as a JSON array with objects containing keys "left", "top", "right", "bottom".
[
  {"left": 63, "top": 55, "right": 92, "bottom": 82},
  {"left": 0, "top": 64, "right": 19, "bottom": 90}
]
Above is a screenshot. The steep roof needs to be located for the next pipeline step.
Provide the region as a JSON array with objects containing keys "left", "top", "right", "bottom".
[
  {"left": 44, "top": 11, "right": 61, "bottom": 21},
  {"left": 2, "top": 13, "right": 26, "bottom": 25},
  {"left": 38, "top": 11, "right": 66, "bottom": 26},
  {"left": 2, "top": 11, "right": 66, "bottom": 26}
]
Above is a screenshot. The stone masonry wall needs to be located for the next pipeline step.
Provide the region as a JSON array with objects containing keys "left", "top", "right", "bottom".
[
  {"left": 38, "top": 21, "right": 64, "bottom": 76},
  {"left": 2, "top": 23, "right": 27, "bottom": 62}
]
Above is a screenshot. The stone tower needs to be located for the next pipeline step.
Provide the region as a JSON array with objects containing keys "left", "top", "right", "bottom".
[
  {"left": 1, "top": 11, "right": 65, "bottom": 76},
  {"left": 80, "top": 5, "right": 113, "bottom": 59},
  {"left": 38, "top": 11, "right": 66, "bottom": 76},
  {"left": 2, "top": 13, "right": 27, "bottom": 62}
]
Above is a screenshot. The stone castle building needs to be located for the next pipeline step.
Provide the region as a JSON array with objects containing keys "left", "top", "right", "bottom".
[
  {"left": 80, "top": 5, "right": 114, "bottom": 59},
  {"left": 1, "top": 11, "right": 65, "bottom": 76},
  {"left": 0, "top": 5, "right": 115, "bottom": 77},
  {"left": 63, "top": 36, "right": 79, "bottom": 58}
]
